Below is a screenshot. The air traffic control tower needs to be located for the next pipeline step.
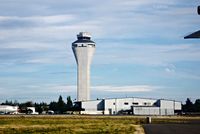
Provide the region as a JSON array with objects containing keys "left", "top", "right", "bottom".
[{"left": 72, "top": 32, "right": 95, "bottom": 101}]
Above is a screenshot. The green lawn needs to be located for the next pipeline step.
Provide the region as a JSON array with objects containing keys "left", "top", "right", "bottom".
[{"left": 0, "top": 115, "right": 144, "bottom": 134}]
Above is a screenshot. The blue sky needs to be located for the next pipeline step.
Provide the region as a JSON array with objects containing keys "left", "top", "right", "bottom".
[{"left": 0, "top": 0, "right": 200, "bottom": 103}]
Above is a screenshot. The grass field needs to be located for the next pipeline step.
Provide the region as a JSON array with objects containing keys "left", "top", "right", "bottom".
[
  {"left": 0, "top": 115, "right": 144, "bottom": 134},
  {"left": 0, "top": 115, "right": 200, "bottom": 134}
]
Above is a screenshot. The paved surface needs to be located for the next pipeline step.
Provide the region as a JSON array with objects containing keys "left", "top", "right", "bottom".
[{"left": 143, "top": 124, "right": 200, "bottom": 134}]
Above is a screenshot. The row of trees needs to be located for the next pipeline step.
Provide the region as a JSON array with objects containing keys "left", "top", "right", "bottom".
[
  {"left": 1, "top": 95, "right": 73, "bottom": 114},
  {"left": 49, "top": 96, "right": 73, "bottom": 114},
  {"left": 182, "top": 98, "right": 200, "bottom": 113}
]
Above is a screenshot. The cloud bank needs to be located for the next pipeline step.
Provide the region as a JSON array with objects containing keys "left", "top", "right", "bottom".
[{"left": 0, "top": 0, "right": 200, "bottom": 102}]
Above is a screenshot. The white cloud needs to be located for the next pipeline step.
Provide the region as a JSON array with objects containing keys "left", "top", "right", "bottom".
[
  {"left": 0, "top": 42, "right": 57, "bottom": 50},
  {"left": 92, "top": 85, "right": 158, "bottom": 92},
  {"left": 24, "top": 58, "right": 54, "bottom": 64},
  {"left": 0, "top": 14, "right": 75, "bottom": 24},
  {"left": 164, "top": 69, "right": 200, "bottom": 80},
  {"left": 165, "top": 64, "right": 176, "bottom": 73},
  {"left": 0, "top": 0, "right": 198, "bottom": 41},
  {"left": 95, "top": 43, "right": 200, "bottom": 66},
  {"left": 48, "top": 85, "right": 76, "bottom": 93},
  {"left": 17, "top": 84, "right": 157, "bottom": 93},
  {"left": 165, "top": 68, "right": 174, "bottom": 73}
]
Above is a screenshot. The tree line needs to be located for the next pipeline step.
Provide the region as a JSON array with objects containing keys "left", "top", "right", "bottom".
[
  {"left": 182, "top": 98, "right": 200, "bottom": 113},
  {"left": 1, "top": 95, "right": 74, "bottom": 114},
  {"left": 1, "top": 97, "right": 200, "bottom": 114}
]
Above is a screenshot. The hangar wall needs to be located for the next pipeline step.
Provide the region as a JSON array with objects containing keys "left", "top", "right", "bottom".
[{"left": 80, "top": 97, "right": 182, "bottom": 115}]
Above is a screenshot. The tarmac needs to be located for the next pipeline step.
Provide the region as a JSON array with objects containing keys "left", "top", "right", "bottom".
[{"left": 143, "top": 123, "right": 200, "bottom": 134}]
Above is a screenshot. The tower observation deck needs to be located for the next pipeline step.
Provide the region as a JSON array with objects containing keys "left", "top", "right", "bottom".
[{"left": 72, "top": 32, "right": 95, "bottom": 101}]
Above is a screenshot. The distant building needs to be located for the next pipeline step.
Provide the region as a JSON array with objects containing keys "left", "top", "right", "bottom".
[
  {"left": 27, "top": 107, "right": 39, "bottom": 115},
  {"left": 72, "top": 32, "right": 96, "bottom": 101},
  {"left": 0, "top": 105, "right": 18, "bottom": 114},
  {"left": 76, "top": 97, "right": 181, "bottom": 115}
]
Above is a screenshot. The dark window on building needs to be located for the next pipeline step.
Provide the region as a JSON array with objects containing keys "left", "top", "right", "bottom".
[
  {"left": 143, "top": 102, "right": 151, "bottom": 105},
  {"left": 113, "top": 103, "right": 115, "bottom": 105},
  {"left": 132, "top": 102, "right": 139, "bottom": 105},
  {"left": 124, "top": 102, "right": 129, "bottom": 105},
  {"left": 88, "top": 44, "right": 94, "bottom": 46}
]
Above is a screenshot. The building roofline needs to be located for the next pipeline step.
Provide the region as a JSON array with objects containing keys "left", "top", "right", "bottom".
[{"left": 76, "top": 96, "right": 182, "bottom": 103}]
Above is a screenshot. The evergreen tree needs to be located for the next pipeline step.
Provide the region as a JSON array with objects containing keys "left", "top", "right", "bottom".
[
  {"left": 34, "top": 102, "right": 48, "bottom": 114},
  {"left": 183, "top": 98, "right": 194, "bottom": 112},
  {"left": 35, "top": 103, "right": 43, "bottom": 114},
  {"left": 194, "top": 99, "right": 200, "bottom": 112},
  {"left": 66, "top": 96, "right": 73, "bottom": 110},
  {"left": 49, "top": 101, "right": 57, "bottom": 112},
  {"left": 57, "top": 95, "right": 65, "bottom": 114}
]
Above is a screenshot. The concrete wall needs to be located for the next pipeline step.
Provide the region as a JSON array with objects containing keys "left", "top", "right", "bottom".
[
  {"left": 104, "top": 98, "right": 158, "bottom": 115},
  {"left": 81, "top": 100, "right": 103, "bottom": 111},
  {"left": 72, "top": 43, "right": 95, "bottom": 101},
  {"left": 158, "top": 100, "right": 174, "bottom": 109},
  {"left": 104, "top": 98, "right": 134, "bottom": 114},
  {"left": 174, "top": 101, "right": 182, "bottom": 110},
  {"left": 159, "top": 108, "right": 174, "bottom": 115},
  {"left": 132, "top": 107, "right": 160, "bottom": 115},
  {"left": 157, "top": 100, "right": 175, "bottom": 115}
]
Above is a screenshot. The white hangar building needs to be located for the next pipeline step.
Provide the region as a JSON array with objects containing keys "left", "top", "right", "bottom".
[{"left": 76, "top": 97, "right": 181, "bottom": 115}]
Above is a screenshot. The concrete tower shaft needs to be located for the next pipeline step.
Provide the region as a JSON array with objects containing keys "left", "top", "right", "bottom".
[{"left": 72, "top": 32, "right": 95, "bottom": 101}]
